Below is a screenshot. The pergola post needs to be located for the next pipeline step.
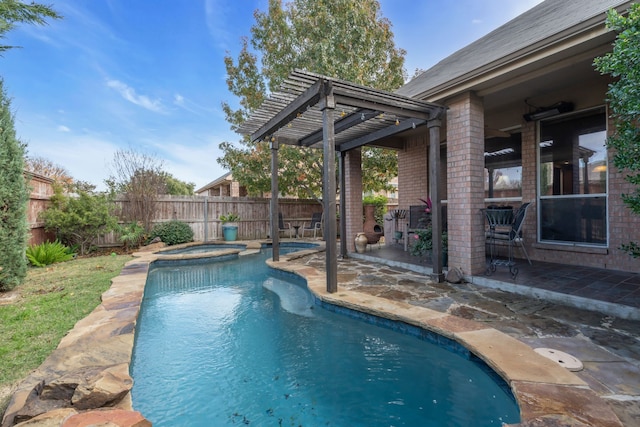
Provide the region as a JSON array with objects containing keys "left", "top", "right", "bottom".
[
  {"left": 428, "top": 119, "right": 444, "bottom": 282},
  {"left": 321, "top": 93, "right": 338, "bottom": 293},
  {"left": 270, "top": 139, "right": 280, "bottom": 261},
  {"left": 339, "top": 151, "right": 347, "bottom": 259}
]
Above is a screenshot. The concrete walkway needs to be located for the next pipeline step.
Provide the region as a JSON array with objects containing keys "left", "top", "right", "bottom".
[{"left": 291, "top": 251, "right": 640, "bottom": 425}]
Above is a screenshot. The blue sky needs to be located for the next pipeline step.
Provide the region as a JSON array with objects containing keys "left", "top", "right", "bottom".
[{"left": 1, "top": 0, "right": 543, "bottom": 191}]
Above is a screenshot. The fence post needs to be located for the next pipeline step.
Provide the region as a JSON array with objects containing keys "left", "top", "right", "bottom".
[{"left": 204, "top": 198, "right": 208, "bottom": 242}]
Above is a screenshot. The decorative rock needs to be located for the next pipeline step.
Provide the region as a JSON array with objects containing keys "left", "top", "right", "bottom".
[
  {"left": 445, "top": 266, "right": 464, "bottom": 284},
  {"left": 62, "top": 409, "right": 151, "bottom": 427},
  {"left": 41, "top": 368, "right": 104, "bottom": 401},
  {"left": 13, "top": 408, "right": 77, "bottom": 426},
  {"left": 71, "top": 364, "right": 133, "bottom": 410}
]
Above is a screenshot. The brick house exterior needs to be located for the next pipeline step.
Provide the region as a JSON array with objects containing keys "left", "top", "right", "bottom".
[{"left": 389, "top": 0, "right": 638, "bottom": 275}]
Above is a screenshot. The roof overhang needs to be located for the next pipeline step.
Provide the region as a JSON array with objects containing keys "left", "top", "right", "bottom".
[{"left": 238, "top": 70, "right": 447, "bottom": 152}]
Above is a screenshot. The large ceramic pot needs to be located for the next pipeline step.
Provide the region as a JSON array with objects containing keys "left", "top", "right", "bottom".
[
  {"left": 355, "top": 232, "right": 368, "bottom": 253},
  {"left": 222, "top": 224, "right": 238, "bottom": 241}
]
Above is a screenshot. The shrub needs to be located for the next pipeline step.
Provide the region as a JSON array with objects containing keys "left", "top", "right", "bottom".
[
  {"left": 409, "top": 226, "right": 448, "bottom": 257},
  {"left": 149, "top": 220, "right": 193, "bottom": 246},
  {"left": 26, "top": 240, "right": 75, "bottom": 267},
  {"left": 40, "top": 183, "right": 119, "bottom": 255},
  {"left": 119, "top": 222, "right": 146, "bottom": 250},
  {"left": 0, "top": 80, "right": 30, "bottom": 291}
]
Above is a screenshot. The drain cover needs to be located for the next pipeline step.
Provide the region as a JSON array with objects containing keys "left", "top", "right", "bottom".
[{"left": 534, "top": 348, "right": 584, "bottom": 372}]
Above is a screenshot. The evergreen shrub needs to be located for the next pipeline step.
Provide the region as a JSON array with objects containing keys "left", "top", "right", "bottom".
[
  {"left": 148, "top": 220, "right": 194, "bottom": 246},
  {"left": 0, "top": 80, "right": 30, "bottom": 291}
]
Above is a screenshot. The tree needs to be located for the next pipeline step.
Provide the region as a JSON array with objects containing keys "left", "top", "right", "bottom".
[
  {"left": 218, "top": 0, "right": 405, "bottom": 199},
  {"left": 160, "top": 172, "right": 195, "bottom": 196},
  {"left": 0, "top": 79, "right": 29, "bottom": 291},
  {"left": 24, "top": 155, "right": 73, "bottom": 187},
  {"left": 40, "top": 182, "right": 119, "bottom": 255},
  {"left": 0, "top": 0, "right": 61, "bottom": 53},
  {"left": 106, "top": 149, "right": 194, "bottom": 229},
  {"left": 594, "top": 3, "right": 640, "bottom": 257},
  {"left": 106, "top": 148, "right": 165, "bottom": 233}
]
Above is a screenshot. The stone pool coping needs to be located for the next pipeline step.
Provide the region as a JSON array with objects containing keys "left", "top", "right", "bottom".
[{"left": 2, "top": 241, "right": 623, "bottom": 426}]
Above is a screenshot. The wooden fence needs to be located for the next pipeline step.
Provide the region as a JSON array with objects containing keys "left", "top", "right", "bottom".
[
  {"left": 27, "top": 173, "right": 55, "bottom": 246},
  {"left": 97, "top": 196, "right": 324, "bottom": 246}
]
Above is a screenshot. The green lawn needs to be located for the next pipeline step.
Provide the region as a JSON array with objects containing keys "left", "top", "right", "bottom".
[{"left": 0, "top": 254, "right": 132, "bottom": 406}]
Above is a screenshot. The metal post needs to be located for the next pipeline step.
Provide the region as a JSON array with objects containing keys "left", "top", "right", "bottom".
[
  {"left": 270, "top": 139, "right": 280, "bottom": 261},
  {"left": 428, "top": 119, "right": 444, "bottom": 282}
]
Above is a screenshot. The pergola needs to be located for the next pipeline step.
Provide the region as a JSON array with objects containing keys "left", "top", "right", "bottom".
[{"left": 239, "top": 70, "right": 447, "bottom": 292}]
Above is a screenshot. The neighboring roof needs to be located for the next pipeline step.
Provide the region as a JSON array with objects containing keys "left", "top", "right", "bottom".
[
  {"left": 238, "top": 70, "right": 446, "bottom": 152},
  {"left": 195, "top": 171, "right": 232, "bottom": 194},
  {"left": 397, "top": 0, "right": 631, "bottom": 99}
]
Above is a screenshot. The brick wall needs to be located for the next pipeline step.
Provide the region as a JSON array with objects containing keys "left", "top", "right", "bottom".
[{"left": 398, "top": 134, "right": 428, "bottom": 209}]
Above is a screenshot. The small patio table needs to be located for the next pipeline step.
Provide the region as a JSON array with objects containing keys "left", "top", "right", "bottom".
[
  {"left": 293, "top": 225, "right": 301, "bottom": 238},
  {"left": 484, "top": 207, "right": 518, "bottom": 279}
]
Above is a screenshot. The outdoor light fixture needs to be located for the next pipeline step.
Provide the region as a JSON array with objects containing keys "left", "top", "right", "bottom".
[{"left": 523, "top": 101, "right": 573, "bottom": 121}]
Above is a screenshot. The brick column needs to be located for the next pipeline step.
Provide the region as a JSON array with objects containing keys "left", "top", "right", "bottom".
[
  {"left": 446, "top": 92, "right": 486, "bottom": 275},
  {"left": 344, "top": 148, "right": 363, "bottom": 252},
  {"left": 520, "top": 121, "right": 537, "bottom": 261}
]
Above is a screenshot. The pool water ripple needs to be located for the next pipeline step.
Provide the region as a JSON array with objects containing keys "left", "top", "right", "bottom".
[{"left": 131, "top": 248, "right": 519, "bottom": 426}]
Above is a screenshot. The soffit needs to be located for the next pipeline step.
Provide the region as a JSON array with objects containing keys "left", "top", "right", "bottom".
[{"left": 238, "top": 70, "right": 446, "bottom": 152}]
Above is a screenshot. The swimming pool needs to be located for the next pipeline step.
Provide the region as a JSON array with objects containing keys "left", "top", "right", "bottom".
[
  {"left": 160, "top": 241, "right": 317, "bottom": 255},
  {"left": 131, "top": 247, "right": 520, "bottom": 426}
]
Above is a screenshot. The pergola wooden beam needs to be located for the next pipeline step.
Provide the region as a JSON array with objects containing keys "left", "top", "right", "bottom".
[
  {"left": 238, "top": 70, "right": 448, "bottom": 292},
  {"left": 250, "top": 78, "right": 326, "bottom": 143},
  {"left": 339, "top": 118, "right": 427, "bottom": 152}
]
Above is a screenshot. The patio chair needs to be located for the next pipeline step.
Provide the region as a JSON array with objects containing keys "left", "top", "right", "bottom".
[
  {"left": 301, "top": 212, "right": 323, "bottom": 238},
  {"left": 487, "top": 202, "right": 532, "bottom": 265},
  {"left": 278, "top": 213, "right": 293, "bottom": 238}
]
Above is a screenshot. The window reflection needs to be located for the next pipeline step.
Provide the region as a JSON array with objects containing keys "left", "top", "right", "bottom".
[
  {"left": 538, "top": 107, "right": 607, "bottom": 245},
  {"left": 484, "top": 134, "right": 522, "bottom": 199}
]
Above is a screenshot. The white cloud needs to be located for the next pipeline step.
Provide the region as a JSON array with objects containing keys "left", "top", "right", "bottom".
[
  {"left": 174, "top": 93, "right": 185, "bottom": 106},
  {"left": 472, "top": 19, "right": 482, "bottom": 25},
  {"left": 106, "top": 79, "right": 165, "bottom": 113},
  {"left": 57, "top": 125, "right": 71, "bottom": 132}
]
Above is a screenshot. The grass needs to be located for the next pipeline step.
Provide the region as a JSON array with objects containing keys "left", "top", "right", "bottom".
[{"left": 0, "top": 254, "right": 132, "bottom": 397}]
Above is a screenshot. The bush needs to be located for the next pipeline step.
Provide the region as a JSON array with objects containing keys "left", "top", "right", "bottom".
[
  {"left": 0, "top": 80, "right": 30, "bottom": 291},
  {"left": 26, "top": 240, "right": 75, "bottom": 267},
  {"left": 119, "top": 222, "right": 146, "bottom": 250},
  {"left": 148, "top": 220, "right": 193, "bottom": 246},
  {"left": 40, "top": 184, "right": 119, "bottom": 255}
]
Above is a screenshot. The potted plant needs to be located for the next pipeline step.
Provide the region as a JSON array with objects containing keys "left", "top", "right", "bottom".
[
  {"left": 220, "top": 213, "right": 240, "bottom": 241},
  {"left": 409, "top": 225, "right": 448, "bottom": 266}
]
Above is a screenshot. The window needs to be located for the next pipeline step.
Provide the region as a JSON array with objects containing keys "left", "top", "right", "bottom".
[
  {"left": 538, "top": 107, "right": 607, "bottom": 245},
  {"left": 484, "top": 133, "right": 522, "bottom": 200}
]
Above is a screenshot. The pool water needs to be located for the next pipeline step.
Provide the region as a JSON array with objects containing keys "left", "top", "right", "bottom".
[
  {"left": 131, "top": 248, "right": 520, "bottom": 426},
  {"left": 160, "top": 243, "right": 247, "bottom": 254}
]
